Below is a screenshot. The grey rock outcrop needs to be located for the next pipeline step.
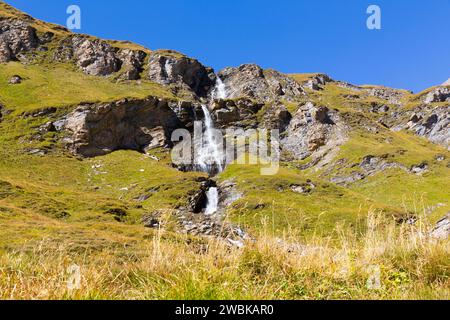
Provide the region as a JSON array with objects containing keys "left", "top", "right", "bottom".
[
  {"left": 64, "top": 36, "right": 122, "bottom": 76},
  {"left": 147, "top": 50, "right": 216, "bottom": 97},
  {"left": 218, "top": 64, "right": 305, "bottom": 102},
  {"left": 117, "top": 48, "right": 147, "bottom": 80},
  {"left": 282, "top": 102, "right": 345, "bottom": 159},
  {"left": 0, "top": 18, "right": 40, "bottom": 62},
  {"left": 431, "top": 213, "right": 450, "bottom": 240},
  {"left": 211, "top": 98, "right": 264, "bottom": 128},
  {"left": 400, "top": 106, "right": 450, "bottom": 149},
  {"left": 60, "top": 97, "right": 197, "bottom": 157},
  {"left": 424, "top": 87, "right": 450, "bottom": 104},
  {"left": 302, "top": 73, "right": 334, "bottom": 90},
  {"left": 54, "top": 35, "right": 147, "bottom": 78}
]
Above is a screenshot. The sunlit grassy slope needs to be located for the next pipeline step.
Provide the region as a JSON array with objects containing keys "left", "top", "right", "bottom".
[
  {"left": 0, "top": 3, "right": 448, "bottom": 299},
  {"left": 0, "top": 62, "right": 175, "bottom": 113}
]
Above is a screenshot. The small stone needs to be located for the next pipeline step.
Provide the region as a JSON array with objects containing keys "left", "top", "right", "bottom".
[{"left": 9, "top": 75, "right": 22, "bottom": 84}]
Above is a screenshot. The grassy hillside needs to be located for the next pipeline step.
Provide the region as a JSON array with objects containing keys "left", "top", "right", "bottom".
[{"left": 0, "top": 2, "right": 448, "bottom": 300}]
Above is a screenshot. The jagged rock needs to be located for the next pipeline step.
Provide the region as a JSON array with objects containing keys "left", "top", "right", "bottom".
[
  {"left": 369, "top": 102, "right": 389, "bottom": 113},
  {"left": 212, "top": 98, "right": 264, "bottom": 128},
  {"left": 424, "top": 87, "right": 450, "bottom": 104},
  {"left": 142, "top": 211, "right": 162, "bottom": 228},
  {"left": 218, "top": 179, "right": 243, "bottom": 209},
  {"left": 365, "top": 87, "right": 410, "bottom": 105},
  {"left": 260, "top": 103, "right": 292, "bottom": 131},
  {"left": 302, "top": 74, "right": 333, "bottom": 90},
  {"left": 218, "top": 64, "right": 304, "bottom": 102},
  {"left": 0, "top": 18, "right": 39, "bottom": 62},
  {"left": 291, "top": 181, "right": 316, "bottom": 194},
  {"left": 147, "top": 50, "right": 215, "bottom": 97},
  {"left": 116, "top": 49, "right": 146, "bottom": 80},
  {"left": 282, "top": 102, "right": 343, "bottom": 159},
  {"left": 431, "top": 213, "right": 450, "bottom": 240},
  {"left": 399, "top": 106, "right": 449, "bottom": 149},
  {"left": 71, "top": 36, "right": 122, "bottom": 76},
  {"left": 188, "top": 179, "right": 215, "bottom": 213},
  {"left": 331, "top": 172, "right": 366, "bottom": 185},
  {"left": 62, "top": 97, "right": 195, "bottom": 157},
  {"left": 410, "top": 162, "right": 428, "bottom": 175},
  {"left": 9, "top": 75, "right": 22, "bottom": 84}
]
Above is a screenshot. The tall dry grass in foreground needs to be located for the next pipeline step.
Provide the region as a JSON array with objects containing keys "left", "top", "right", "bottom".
[{"left": 0, "top": 211, "right": 448, "bottom": 300}]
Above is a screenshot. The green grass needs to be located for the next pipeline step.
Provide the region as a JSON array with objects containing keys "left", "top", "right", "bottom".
[{"left": 0, "top": 62, "right": 175, "bottom": 113}]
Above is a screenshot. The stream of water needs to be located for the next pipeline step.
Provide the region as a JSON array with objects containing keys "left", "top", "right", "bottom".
[{"left": 200, "top": 77, "right": 228, "bottom": 215}]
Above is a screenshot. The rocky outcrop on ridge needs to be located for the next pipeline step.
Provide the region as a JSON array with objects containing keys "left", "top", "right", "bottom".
[
  {"left": 147, "top": 50, "right": 216, "bottom": 98},
  {"left": 0, "top": 18, "right": 41, "bottom": 62},
  {"left": 218, "top": 64, "right": 305, "bottom": 102},
  {"left": 282, "top": 102, "right": 347, "bottom": 160}
]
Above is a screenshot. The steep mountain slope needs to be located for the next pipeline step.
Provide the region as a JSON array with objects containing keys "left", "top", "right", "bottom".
[{"left": 0, "top": 2, "right": 449, "bottom": 299}]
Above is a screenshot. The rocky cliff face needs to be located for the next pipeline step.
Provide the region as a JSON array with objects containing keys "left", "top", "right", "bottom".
[
  {"left": 60, "top": 97, "right": 199, "bottom": 157},
  {"left": 0, "top": 17, "right": 42, "bottom": 62},
  {"left": 219, "top": 64, "right": 305, "bottom": 102}
]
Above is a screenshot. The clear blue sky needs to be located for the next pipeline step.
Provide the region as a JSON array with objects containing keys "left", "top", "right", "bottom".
[{"left": 4, "top": 0, "right": 450, "bottom": 92}]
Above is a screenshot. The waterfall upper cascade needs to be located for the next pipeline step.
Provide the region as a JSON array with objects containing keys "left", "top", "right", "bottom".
[
  {"left": 196, "top": 105, "right": 224, "bottom": 175},
  {"left": 213, "top": 77, "right": 227, "bottom": 100}
]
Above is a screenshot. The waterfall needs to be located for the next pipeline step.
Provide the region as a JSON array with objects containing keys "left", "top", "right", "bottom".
[
  {"left": 196, "top": 77, "right": 228, "bottom": 215},
  {"left": 213, "top": 77, "right": 227, "bottom": 100},
  {"left": 197, "top": 105, "right": 224, "bottom": 174},
  {"left": 204, "top": 187, "right": 219, "bottom": 215}
]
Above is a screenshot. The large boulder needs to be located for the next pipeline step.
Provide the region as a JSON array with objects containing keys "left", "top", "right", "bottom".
[
  {"left": 0, "top": 18, "right": 40, "bottom": 62},
  {"left": 147, "top": 50, "right": 216, "bottom": 98},
  {"left": 218, "top": 64, "right": 305, "bottom": 102}
]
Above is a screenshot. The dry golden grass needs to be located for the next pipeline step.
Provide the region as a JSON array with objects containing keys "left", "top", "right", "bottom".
[{"left": 0, "top": 210, "right": 448, "bottom": 300}]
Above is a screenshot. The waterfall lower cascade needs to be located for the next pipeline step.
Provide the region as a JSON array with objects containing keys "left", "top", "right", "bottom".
[{"left": 204, "top": 187, "right": 219, "bottom": 215}]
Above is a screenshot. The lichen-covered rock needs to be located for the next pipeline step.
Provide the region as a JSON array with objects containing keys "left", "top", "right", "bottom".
[
  {"left": 218, "top": 64, "right": 304, "bottom": 102},
  {"left": 147, "top": 50, "right": 216, "bottom": 97},
  {"left": 0, "top": 18, "right": 39, "bottom": 62}
]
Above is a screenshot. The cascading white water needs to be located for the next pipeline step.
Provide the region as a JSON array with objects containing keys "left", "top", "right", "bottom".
[
  {"left": 204, "top": 187, "right": 219, "bottom": 215},
  {"left": 197, "top": 105, "right": 224, "bottom": 174},
  {"left": 198, "top": 77, "right": 228, "bottom": 215},
  {"left": 213, "top": 77, "right": 227, "bottom": 100}
]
